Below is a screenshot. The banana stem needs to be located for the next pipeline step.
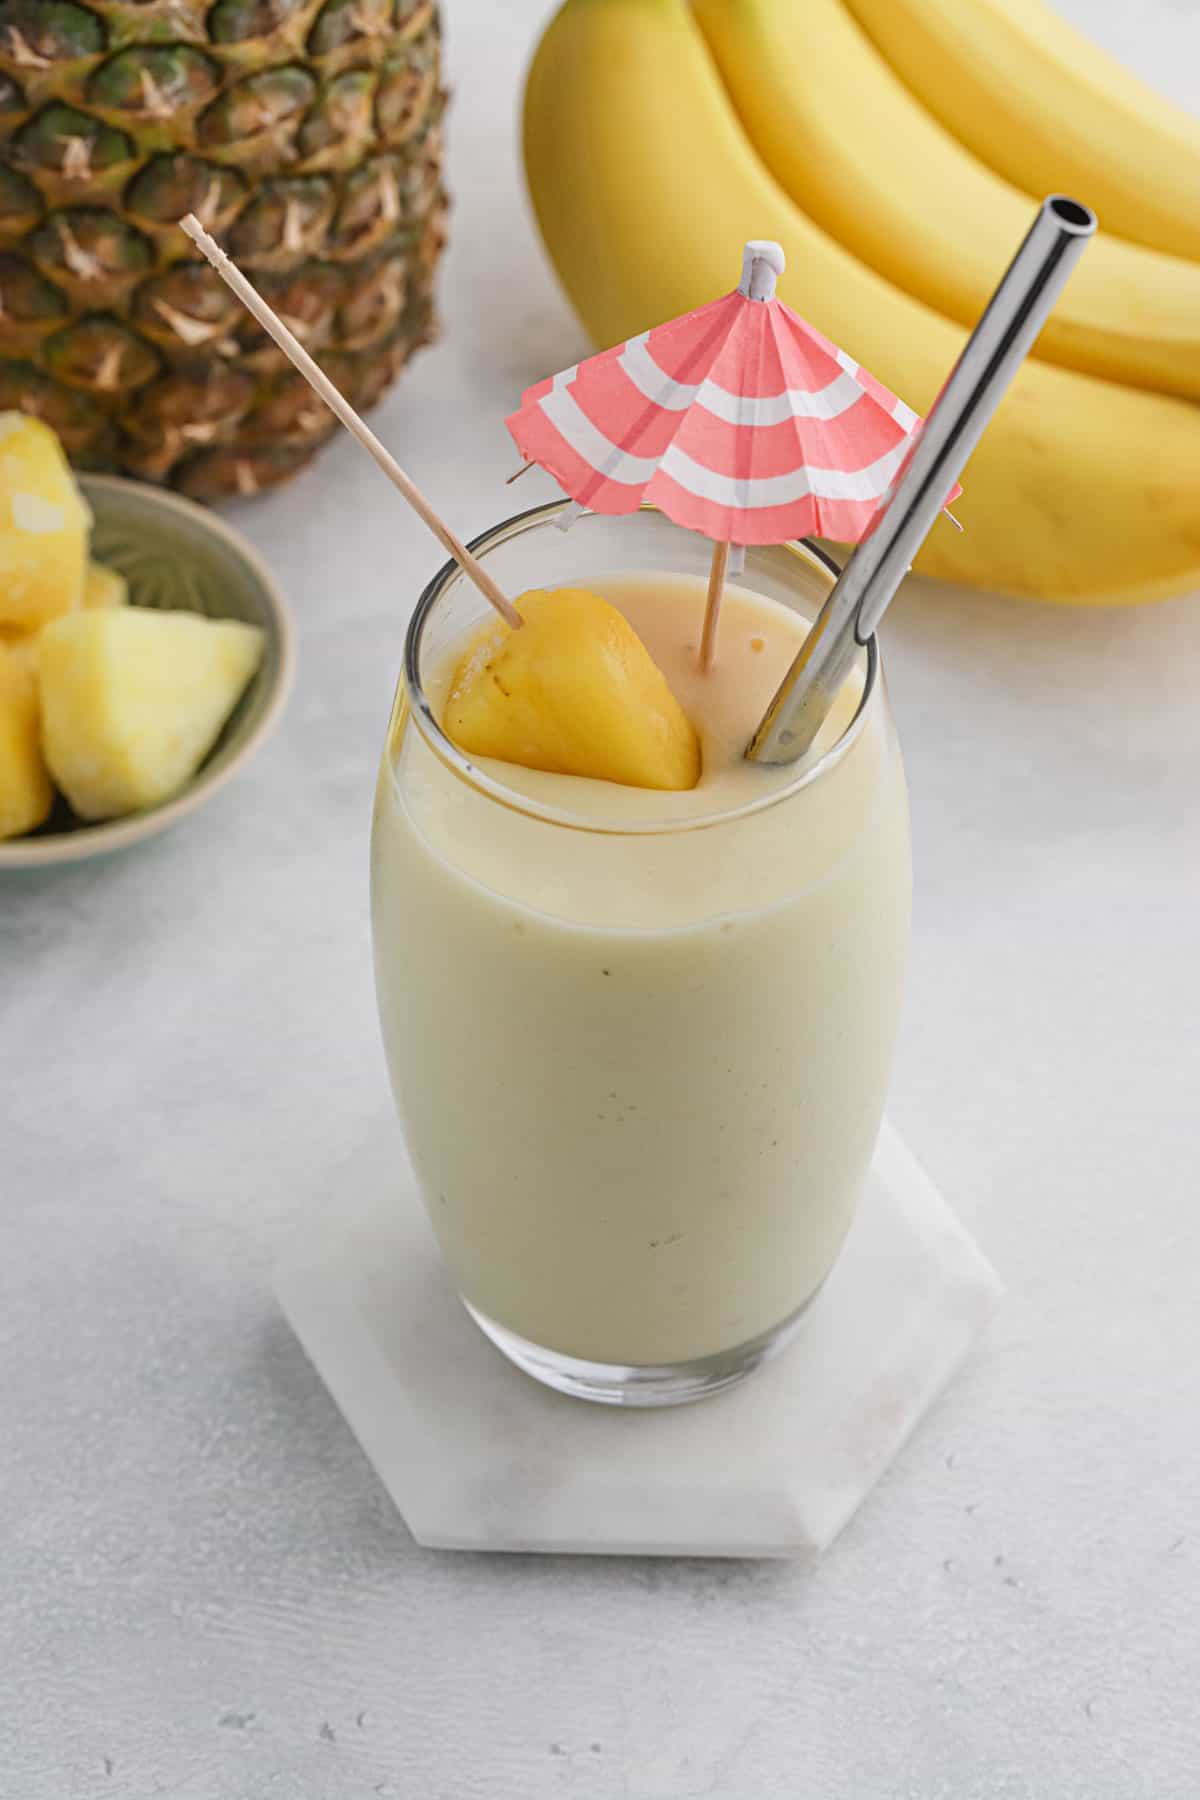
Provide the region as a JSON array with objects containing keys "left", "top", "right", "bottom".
[{"left": 700, "top": 540, "right": 730, "bottom": 672}]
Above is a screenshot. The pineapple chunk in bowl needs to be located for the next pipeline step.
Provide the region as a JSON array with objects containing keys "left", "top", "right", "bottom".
[{"left": 0, "top": 475, "right": 293, "bottom": 870}]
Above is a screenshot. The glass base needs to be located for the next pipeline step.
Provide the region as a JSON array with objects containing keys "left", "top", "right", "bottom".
[{"left": 462, "top": 1284, "right": 826, "bottom": 1408}]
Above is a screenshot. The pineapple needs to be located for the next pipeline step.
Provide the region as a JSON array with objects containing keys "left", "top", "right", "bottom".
[
  {"left": 0, "top": 0, "right": 446, "bottom": 500},
  {"left": 83, "top": 560, "right": 128, "bottom": 608},
  {"left": 0, "top": 410, "right": 90, "bottom": 628},
  {"left": 445, "top": 588, "right": 702, "bottom": 792},
  {"left": 39, "top": 606, "right": 264, "bottom": 818},
  {"left": 0, "top": 633, "right": 53, "bottom": 838}
]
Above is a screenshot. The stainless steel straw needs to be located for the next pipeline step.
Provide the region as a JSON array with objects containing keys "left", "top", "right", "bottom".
[{"left": 747, "top": 195, "right": 1097, "bottom": 765}]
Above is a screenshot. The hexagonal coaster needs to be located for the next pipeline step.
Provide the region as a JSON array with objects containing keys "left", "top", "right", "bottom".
[{"left": 275, "top": 1120, "right": 1001, "bottom": 1559}]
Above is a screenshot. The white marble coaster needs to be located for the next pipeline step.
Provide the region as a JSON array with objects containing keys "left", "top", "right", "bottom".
[{"left": 275, "top": 1121, "right": 1001, "bottom": 1559}]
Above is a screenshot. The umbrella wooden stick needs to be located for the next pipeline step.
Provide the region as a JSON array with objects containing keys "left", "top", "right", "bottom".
[
  {"left": 699, "top": 540, "right": 730, "bottom": 673},
  {"left": 179, "top": 214, "right": 522, "bottom": 631}
]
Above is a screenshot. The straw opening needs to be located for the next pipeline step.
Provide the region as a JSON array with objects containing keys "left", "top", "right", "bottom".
[{"left": 1046, "top": 196, "right": 1096, "bottom": 233}]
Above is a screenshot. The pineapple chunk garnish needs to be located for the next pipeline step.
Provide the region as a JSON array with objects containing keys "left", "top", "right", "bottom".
[
  {"left": 0, "top": 637, "right": 53, "bottom": 841},
  {"left": 83, "top": 561, "right": 129, "bottom": 610},
  {"left": 0, "top": 412, "right": 91, "bottom": 631},
  {"left": 444, "top": 587, "right": 701, "bottom": 792},
  {"left": 39, "top": 609, "right": 265, "bottom": 821}
]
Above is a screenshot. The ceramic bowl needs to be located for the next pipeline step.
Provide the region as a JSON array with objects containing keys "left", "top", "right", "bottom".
[{"left": 1, "top": 475, "right": 293, "bottom": 870}]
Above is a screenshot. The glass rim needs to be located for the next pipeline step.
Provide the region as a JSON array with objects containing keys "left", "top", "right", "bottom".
[{"left": 400, "top": 501, "right": 880, "bottom": 838}]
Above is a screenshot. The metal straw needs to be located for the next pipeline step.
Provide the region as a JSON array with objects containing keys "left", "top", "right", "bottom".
[{"left": 747, "top": 195, "right": 1097, "bottom": 765}]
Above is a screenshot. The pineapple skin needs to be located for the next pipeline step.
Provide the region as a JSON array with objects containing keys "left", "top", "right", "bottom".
[
  {"left": 0, "top": 0, "right": 447, "bottom": 501},
  {"left": 39, "top": 607, "right": 265, "bottom": 819},
  {"left": 0, "top": 410, "right": 91, "bottom": 628},
  {"left": 0, "top": 635, "right": 53, "bottom": 838}
]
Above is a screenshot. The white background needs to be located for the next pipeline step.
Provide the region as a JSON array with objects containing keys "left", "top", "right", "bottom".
[{"left": 4, "top": 2, "right": 1199, "bottom": 1795}]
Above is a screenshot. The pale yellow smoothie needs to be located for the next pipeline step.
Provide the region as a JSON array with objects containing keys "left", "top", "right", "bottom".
[{"left": 371, "top": 571, "right": 911, "bottom": 1369}]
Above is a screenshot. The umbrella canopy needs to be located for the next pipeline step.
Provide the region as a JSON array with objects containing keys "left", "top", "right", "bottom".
[{"left": 508, "top": 242, "right": 960, "bottom": 548}]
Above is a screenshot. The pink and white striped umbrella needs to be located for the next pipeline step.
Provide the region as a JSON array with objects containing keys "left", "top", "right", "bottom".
[{"left": 508, "top": 242, "right": 960, "bottom": 549}]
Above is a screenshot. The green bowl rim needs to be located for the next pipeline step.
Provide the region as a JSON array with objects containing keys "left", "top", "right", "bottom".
[{"left": 0, "top": 474, "right": 295, "bottom": 870}]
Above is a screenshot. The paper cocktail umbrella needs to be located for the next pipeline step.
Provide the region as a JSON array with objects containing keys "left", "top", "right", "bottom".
[{"left": 508, "top": 241, "right": 960, "bottom": 667}]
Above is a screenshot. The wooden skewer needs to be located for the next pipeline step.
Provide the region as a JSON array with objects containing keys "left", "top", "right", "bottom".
[
  {"left": 699, "top": 540, "right": 729, "bottom": 673},
  {"left": 179, "top": 214, "right": 522, "bottom": 631}
]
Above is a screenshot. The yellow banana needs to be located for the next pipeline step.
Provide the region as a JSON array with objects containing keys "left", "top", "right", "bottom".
[
  {"left": 523, "top": 0, "right": 1200, "bottom": 606},
  {"left": 844, "top": 0, "right": 1200, "bottom": 264},
  {"left": 691, "top": 0, "right": 1200, "bottom": 401}
]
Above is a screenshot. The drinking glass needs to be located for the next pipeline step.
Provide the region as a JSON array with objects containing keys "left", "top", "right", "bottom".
[{"left": 371, "top": 503, "right": 911, "bottom": 1405}]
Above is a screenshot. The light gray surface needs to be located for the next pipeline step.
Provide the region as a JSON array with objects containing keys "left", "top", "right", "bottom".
[{"left": 3, "top": 2, "right": 1198, "bottom": 1794}]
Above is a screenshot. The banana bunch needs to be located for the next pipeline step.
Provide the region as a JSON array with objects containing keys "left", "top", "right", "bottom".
[{"left": 523, "top": 0, "right": 1200, "bottom": 606}]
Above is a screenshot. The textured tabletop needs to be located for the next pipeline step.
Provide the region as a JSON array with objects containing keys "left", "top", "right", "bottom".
[{"left": 4, "top": 2, "right": 1199, "bottom": 1795}]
